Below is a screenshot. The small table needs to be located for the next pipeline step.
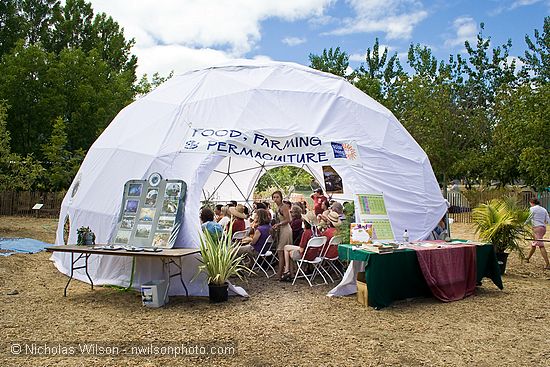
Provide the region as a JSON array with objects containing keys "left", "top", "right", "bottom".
[
  {"left": 46, "top": 245, "right": 200, "bottom": 298},
  {"left": 336, "top": 243, "right": 503, "bottom": 309}
]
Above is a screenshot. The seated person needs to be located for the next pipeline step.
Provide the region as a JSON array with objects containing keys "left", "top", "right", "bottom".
[
  {"left": 214, "top": 204, "right": 223, "bottom": 222},
  {"left": 319, "top": 211, "right": 341, "bottom": 258},
  {"left": 237, "top": 209, "right": 272, "bottom": 259},
  {"left": 243, "top": 206, "right": 251, "bottom": 228},
  {"left": 200, "top": 207, "right": 223, "bottom": 239},
  {"left": 218, "top": 206, "right": 231, "bottom": 231},
  {"left": 281, "top": 211, "right": 320, "bottom": 281},
  {"left": 431, "top": 217, "right": 448, "bottom": 240},
  {"left": 229, "top": 204, "right": 247, "bottom": 233},
  {"left": 315, "top": 200, "right": 330, "bottom": 229},
  {"left": 290, "top": 205, "right": 303, "bottom": 246},
  {"left": 330, "top": 201, "right": 346, "bottom": 221}
]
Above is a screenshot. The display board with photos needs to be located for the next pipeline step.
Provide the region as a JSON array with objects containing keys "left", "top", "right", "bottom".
[
  {"left": 353, "top": 193, "right": 395, "bottom": 241},
  {"left": 113, "top": 176, "right": 187, "bottom": 248}
]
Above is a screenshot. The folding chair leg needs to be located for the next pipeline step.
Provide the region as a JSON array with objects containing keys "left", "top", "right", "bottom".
[
  {"left": 251, "top": 257, "right": 269, "bottom": 278},
  {"left": 321, "top": 262, "right": 334, "bottom": 283},
  {"left": 309, "top": 264, "right": 327, "bottom": 285},
  {"left": 292, "top": 261, "right": 305, "bottom": 285},
  {"left": 329, "top": 261, "right": 343, "bottom": 278},
  {"left": 260, "top": 256, "right": 276, "bottom": 277}
]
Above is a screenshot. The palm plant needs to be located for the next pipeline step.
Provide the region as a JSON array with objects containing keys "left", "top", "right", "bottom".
[
  {"left": 196, "top": 224, "right": 250, "bottom": 286},
  {"left": 472, "top": 197, "right": 530, "bottom": 257}
]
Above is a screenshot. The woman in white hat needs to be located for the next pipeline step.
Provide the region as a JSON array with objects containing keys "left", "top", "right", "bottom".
[{"left": 320, "top": 211, "right": 341, "bottom": 259}]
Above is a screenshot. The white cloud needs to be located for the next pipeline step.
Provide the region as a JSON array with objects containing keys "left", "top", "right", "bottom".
[
  {"left": 133, "top": 45, "right": 233, "bottom": 77},
  {"left": 308, "top": 14, "right": 337, "bottom": 27},
  {"left": 86, "top": 0, "right": 332, "bottom": 76},
  {"left": 510, "top": 0, "right": 542, "bottom": 9},
  {"left": 282, "top": 37, "right": 307, "bottom": 46},
  {"left": 444, "top": 16, "right": 478, "bottom": 48},
  {"left": 323, "top": 0, "right": 428, "bottom": 40},
  {"left": 505, "top": 56, "right": 525, "bottom": 70},
  {"left": 490, "top": 0, "right": 546, "bottom": 16},
  {"left": 349, "top": 53, "right": 365, "bottom": 62}
]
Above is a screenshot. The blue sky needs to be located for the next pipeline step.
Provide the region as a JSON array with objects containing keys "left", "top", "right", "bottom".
[{"left": 87, "top": 0, "right": 549, "bottom": 77}]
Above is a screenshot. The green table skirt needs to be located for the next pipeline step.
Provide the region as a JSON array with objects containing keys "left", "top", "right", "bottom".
[{"left": 339, "top": 244, "right": 503, "bottom": 309}]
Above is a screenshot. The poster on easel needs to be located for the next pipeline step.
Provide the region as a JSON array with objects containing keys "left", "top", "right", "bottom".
[
  {"left": 112, "top": 173, "right": 187, "bottom": 248},
  {"left": 354, "top": 193, "right": 395, "bottom": 241}
]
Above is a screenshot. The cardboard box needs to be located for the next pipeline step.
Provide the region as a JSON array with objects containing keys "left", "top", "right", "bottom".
[
  {"left": 356, "top": 271, "right": 368, "bottom": 306},
  {"left": 141, "top": 280, "right": 168, "bottom": 308}
]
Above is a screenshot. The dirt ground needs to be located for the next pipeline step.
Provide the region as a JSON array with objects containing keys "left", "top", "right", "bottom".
[{"left": 0, "top": 216, "right": 549, "bottom": 367}]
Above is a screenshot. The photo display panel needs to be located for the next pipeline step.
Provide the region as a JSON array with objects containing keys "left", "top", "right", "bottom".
[
  {"left": 113, "top": 179, "right": 187, "bottom": 248},
  {"left": 354, "top": 193, "right": 395, "bottom": 241}
]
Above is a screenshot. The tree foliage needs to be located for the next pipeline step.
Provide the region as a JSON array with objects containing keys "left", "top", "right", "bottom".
[
  {"left": 0, "top": 100, "right": 43, "bottom": 190},
  {"left": 309, "top": 47, "right": 350, "bottom": 79},
  {"left": 255, "top": 166, "right": 314, "bottom": 195},
  {"left": 0, "top": 0, "right": 136, "bottom": 159},
  {"left": 41, "top": 117, "right": 85, "bottom": 191},
  {"left": 308, "top": 18, "right": 549, "bottom": 190}
]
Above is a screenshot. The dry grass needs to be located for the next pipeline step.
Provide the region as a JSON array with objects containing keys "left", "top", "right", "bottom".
[{"left": 0, "top": 216, "right": 549, "bottom": 366}]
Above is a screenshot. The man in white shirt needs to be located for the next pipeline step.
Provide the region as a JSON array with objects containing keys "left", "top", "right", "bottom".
[{"left": 525, "top": 198, "right": 550, "bottom": 269}]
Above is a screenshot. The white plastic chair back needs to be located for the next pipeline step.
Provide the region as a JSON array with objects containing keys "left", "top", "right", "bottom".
[
  {"left": 303, "top": 236, "right": 327, "bottom": 261},
  {"left": 232, "top": 230, "right": 248, "bottom": 243},
  {"left": 323, "top": 235, "right": 342, "bottom": 259}
]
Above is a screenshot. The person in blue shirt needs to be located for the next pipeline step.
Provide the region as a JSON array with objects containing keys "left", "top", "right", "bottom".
[{"left": 200, "top": 207, "right": 223, "bottom": 239}]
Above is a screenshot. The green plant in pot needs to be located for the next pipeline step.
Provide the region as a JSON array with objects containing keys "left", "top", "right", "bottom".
[
  {"left": 472, "top": 197, "right": 530, "bottom": 274},
  {"left": 76, "top": 226, "right": 95, "bottom": 246},
  {"left": 195, "top": 224, "right": 250, "bottom": 303}
]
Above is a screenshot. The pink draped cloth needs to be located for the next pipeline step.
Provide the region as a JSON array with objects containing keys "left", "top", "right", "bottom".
[{"left": 412, "top": 243, "right": 477, "bottom": 302}]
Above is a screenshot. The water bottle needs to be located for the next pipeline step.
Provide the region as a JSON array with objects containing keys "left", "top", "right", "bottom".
[{"left": 403, "top": 229, "right": 409, "bottom": 245}]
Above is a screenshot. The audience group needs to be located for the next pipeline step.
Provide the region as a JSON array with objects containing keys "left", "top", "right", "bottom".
[{"left": 199, "top": 188, "right": 347, "bottom": 281}]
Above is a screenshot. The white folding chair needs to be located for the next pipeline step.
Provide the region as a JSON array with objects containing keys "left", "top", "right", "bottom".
[
  {"left": 250, "top": 235, "right": 276, "bottom": 278},
  {"left": 321, "top": 235, "right": 344, "bottom": 283},
  {"left": 231, "top": 230, "right": 248, "bottom": 245},
  {"left": 292, "top": 236, "right": 328, "bottom": 286}
]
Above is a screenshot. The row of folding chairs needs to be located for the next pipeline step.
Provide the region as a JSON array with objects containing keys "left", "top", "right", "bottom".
[
  {"left": 239, "top": 231, "right": 345, "bottom": 287},
  {"left": 292, "top": 235, "right": 344, "bottom": 286}
]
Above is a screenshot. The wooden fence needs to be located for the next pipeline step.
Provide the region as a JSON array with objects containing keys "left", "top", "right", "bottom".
[
  {"left": 446, "top": 190, "right": 550, "bottom": 223},
  {"left": 0, "top": 191, "right": 64, "bottom": 218}
]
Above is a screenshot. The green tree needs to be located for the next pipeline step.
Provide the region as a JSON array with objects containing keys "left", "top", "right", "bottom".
[
  {"left": 0, "top": 0, "right": 137, "bottom": 164},
  {"left": 0, "top": 0, "right": 27, "bottom": 56},
  {"left": 354, "top": 38, "right": 404, "bottom": 106},
  {"left": 490, "top": 18, "right": 549, "bottom": 189},
  {"left": 309, "top": 47, "right": 351, "bottom": 79},
  {"left": 520, "top": 16, "right": 549, "bottom": 84},
  {"left": 135, "top": 71, "right": 174, "bottom": 98},
  {"left": 42, "top": 117, "right": 84, "bottom": 191},
  {"left": 452, "top": 23, "right": 518, "bottom": 186},
  {"left": 255, "top": 166, "right": 314, "bottom": 195},
  {"left": 390, "top": 49, "right": 462, "bottom": 188},
  {"left": 0, "top": 101, "right": 43, "bottom": 190}
]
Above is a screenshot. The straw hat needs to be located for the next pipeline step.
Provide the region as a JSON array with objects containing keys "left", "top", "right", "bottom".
[
  {"left": 326, "top": 210, "right": 341, "bottom": 227},
  {"left": 302, "top": 210, "right": 318, "bottom": 226},
  {"left": 228, "top": 204, "right": 247, "bottom": 219}
]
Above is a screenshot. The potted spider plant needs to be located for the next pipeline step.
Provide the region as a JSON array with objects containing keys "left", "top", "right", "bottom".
[
  {"left": 472, "top": 197, "right": 530, "bottom": 274},
  {"left": 76, "top": 226, "right": 95, "bottom": 246},
  {"left": 195, "top": 224, "right": 250, "bottom": 303}
]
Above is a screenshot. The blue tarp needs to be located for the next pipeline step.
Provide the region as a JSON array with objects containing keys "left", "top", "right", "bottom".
[{"left": 0, "top": 238, "right": 52, "bottom": 256}]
